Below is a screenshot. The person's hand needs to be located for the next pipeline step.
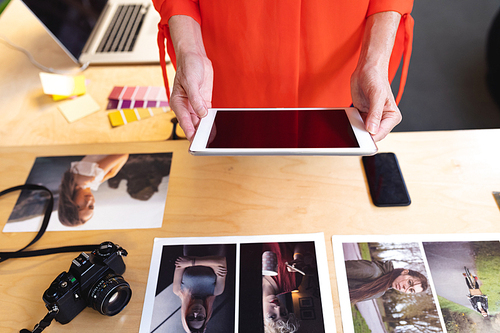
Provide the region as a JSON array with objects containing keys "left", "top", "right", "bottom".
[
  {"left": 170, "top": 51, "right": 213, "bottom": 141},
  {"left": 200, "top": 257, "right": 227, "bottom": 276},
  {"left": 214, "top": 265, "right": 227, "bottom": 278},
  {"left": 350, "top": 11, "right": 403, "bottom": 142},
  {"left": 175, "top": 256, "right": 192, "bottom": 268},
  {"left": 351, "top": 65, "right": 401, "bottom": 142},
  {"left": 168, "top": 15, "right": 213, "bottom": 142}
]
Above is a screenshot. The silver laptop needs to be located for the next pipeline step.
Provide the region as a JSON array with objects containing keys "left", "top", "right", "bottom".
[{"left": 21, "top": 0, "right": 162, "bottom": 64}]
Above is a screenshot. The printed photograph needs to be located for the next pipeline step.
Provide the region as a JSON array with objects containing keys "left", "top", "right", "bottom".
[
  {"left": 423, "top": 240, "right": 500, "bottom": 332},
  {"left": 149, "top": 243, "right": 237, "bottom": 333},
  {"left": 140, "top": 234, "right": 335, "bottom": 333},
  {"left": 239, "top": 241, "right": 326, "bottom": 333},
  {"left": 3, "top": 153, "right": 172, "bottom": 231},
  {"left": 334, "top": 237, "right": 442, "bottom": 333}
]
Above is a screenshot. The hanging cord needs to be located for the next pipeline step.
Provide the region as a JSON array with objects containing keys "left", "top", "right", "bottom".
[
  {"left": 0, "top": 184, "right": 54, "bottom": 263},
  {"left": 0, "top": 184, "right": 99, "bottom": 260},
  {"left": 0, "top": 34, "right": 89, "bottom": 74}
]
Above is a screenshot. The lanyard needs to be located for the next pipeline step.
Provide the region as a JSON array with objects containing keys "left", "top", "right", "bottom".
[{"left": 0, "top": 184, "right": 98, "bottom": 261}]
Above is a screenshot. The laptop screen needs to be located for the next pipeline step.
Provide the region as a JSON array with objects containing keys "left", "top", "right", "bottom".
[{"left": 22, "top": 0, "right": 107, "bottom": 60}]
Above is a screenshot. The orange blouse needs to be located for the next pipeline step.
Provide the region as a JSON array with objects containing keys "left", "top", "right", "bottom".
[{"left": 153, "top": 0, "right": 414, "bottom": 108}]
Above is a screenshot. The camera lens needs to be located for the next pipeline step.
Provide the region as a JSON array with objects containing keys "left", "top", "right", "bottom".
[{"left": 89, "top": 274, "right": 132, "bottom": 316}]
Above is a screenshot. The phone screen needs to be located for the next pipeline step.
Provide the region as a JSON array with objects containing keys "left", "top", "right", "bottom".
[
  {"left": 206, "top": 109, "right": 359, "bottom": 149},
  {"left": 362, "top": 153, "right": 411, "bottom": 207}
]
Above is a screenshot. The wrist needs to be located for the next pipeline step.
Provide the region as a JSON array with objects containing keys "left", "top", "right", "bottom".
[
  {"left": 356, "top": 11, "right": 401, "bottom": 73},
  {"left": 168, "top": 15, "right": 207, "bottom": 57},
  {"left": 353, "top": 62, "right": 388, "bottom": 79}
]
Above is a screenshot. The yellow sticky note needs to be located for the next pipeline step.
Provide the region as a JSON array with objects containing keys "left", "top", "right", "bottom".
[
  {"left": 39, "top": 72, "right": 86, "bottom": 100},
  {"left": 52, "top": 75, "right": 87, "bottom": 101},
  {"left": 40, "top": 72, "right": 74, "bottom": 95},
  {"left": 72, "top": 75, "right": 87, "bottom": 95},
  {"left": 58, "top": 94, "right": 100, "bottom": 123}
]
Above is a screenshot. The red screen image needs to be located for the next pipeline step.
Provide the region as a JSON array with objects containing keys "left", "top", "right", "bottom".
[{"left": 207, "top": 109, "right": 359, "bottom": 149}]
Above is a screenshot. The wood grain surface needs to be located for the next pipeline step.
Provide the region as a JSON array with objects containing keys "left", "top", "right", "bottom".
[
  {"left": 0, "top": 129, "right": 499, "bottom": 332},
  {"left": 0, "top": 0, "right": 177, "bottom": 147}
]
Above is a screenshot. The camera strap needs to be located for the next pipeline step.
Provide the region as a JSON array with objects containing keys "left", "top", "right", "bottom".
[
  {"left": 1, "top": 185, "right": 102, "bottom": 333},
  {"left": 0, "top": 184, "right": 98, "bottom": 262},
  {"left": 19, "top": 305, "right": 59, "bottom": 333}
]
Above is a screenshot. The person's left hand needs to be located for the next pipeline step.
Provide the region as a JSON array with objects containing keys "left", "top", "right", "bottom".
[
  {"left": 351, "top": 65, "right": 402, "bottom": 142},
  {"left": 175, "top": 256, "right": 192, "bottom": 268}
]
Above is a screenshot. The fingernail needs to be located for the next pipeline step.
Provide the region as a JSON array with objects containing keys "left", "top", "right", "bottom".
[{"left": 367, "top": 123, "right": 378, "bottom": 134}]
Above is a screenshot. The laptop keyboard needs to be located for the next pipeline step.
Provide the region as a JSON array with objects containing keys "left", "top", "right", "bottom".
[{"left": 97, "top": 4, "right": 147, "bottom": 53}]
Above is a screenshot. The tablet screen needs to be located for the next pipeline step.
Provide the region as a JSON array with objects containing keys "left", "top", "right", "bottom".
[{"left": 207, "top": 109, "right": 359, "bottom": 149}]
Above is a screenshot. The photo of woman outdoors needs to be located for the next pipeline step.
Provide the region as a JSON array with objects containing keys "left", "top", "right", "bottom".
[
  {"left": 346, "top": 259, "right": 428, "bottom": 304},
  {"left": 4, "top": 152, "right": 172, "bottom": 231},
  {"left": 341, "top": 242, "right": 441, "bottom": 333}
]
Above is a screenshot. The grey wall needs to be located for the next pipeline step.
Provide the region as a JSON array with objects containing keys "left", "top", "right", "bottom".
[{"left": 393, "top": 1, "right": 500, "bottom": 132}]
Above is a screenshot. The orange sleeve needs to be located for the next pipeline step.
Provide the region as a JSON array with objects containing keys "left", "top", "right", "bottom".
[
  {"left": 367, "top": 0, "right": 413, "bottom": 16},
  {"left": 152, "top": 0, "right": 201, "bottom": 26}
]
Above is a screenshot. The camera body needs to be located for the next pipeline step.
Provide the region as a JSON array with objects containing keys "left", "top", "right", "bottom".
[{"left": 43, "top": 242, "right": 132, "bottom": 324}]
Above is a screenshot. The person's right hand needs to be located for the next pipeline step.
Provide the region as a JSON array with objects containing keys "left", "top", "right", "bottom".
[
  {"left": 214, "top": 265, "right": 227, "bottom": 278},
  {"left": 168, "top": 15, "right": 213, "bottom": 142},
  {"left": 170, "top": 51, "right": 213, "bottom": 141}
]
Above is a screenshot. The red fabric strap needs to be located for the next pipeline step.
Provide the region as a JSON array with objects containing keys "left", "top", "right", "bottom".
[
  {"left": 157, "top": 25, "right": 171, "bottom": 102},
  {"left": 395, "top": 14, "right": 414, "bottom": 105}
]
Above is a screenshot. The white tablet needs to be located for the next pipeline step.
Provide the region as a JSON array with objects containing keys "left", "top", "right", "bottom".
[{"left": 189, "top": 107, "right": 378, "bottom": 156}]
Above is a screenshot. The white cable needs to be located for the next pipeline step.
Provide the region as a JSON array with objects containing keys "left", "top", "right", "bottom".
[{"left": 0, "top": 34, "right": 90, "bottom": 74}]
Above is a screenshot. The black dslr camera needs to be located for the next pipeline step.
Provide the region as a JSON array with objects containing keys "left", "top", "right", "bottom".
[{"left": 42, "top": 242, "right": 132, "bottom": 324}]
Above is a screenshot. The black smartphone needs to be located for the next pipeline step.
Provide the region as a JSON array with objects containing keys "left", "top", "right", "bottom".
[{"left": 362, "top": 152, "right": 411, "bottom": 207}]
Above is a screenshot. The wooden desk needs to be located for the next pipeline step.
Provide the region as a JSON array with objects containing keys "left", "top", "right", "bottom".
[
  {"left": 0, "top": 0, "right": 177, "bottom": 147},
  {"left": 0, "top": 129, "right": 499, "bottom": 332}
]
